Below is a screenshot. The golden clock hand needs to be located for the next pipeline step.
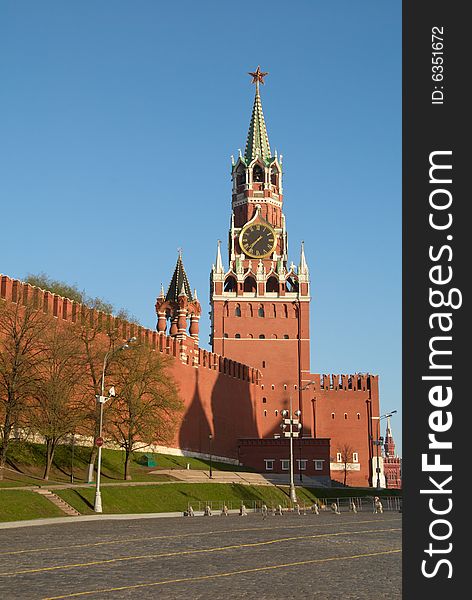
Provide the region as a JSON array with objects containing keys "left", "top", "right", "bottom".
[{"left": 248, "top": 236, "right": 263, "bottom": 251}]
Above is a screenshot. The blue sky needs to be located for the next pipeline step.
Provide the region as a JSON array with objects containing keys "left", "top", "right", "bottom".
[{"left": 0, "top": 1, "right": 402, "bottom": 451}]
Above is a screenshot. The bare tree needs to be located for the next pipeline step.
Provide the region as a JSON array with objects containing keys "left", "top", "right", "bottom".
[
  {"left": 106, "top": 345, "right": 182, "bottom": 480},
  {"left": 0, "top": 294, "right": 48, "bottom": 479},
  {"left": 73, "top": 308, "right": 114, "bottom": 483},
  {"left": 28, "top": 321, "right": 87, "bottom": 480},
  {"left": 339, "top": 443, "right": 355, "bottom": 486}
]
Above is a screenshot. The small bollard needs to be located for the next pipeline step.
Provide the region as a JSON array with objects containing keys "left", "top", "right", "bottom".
[{"left": 186, "top": 463, "right": 190, "bottom": 470}]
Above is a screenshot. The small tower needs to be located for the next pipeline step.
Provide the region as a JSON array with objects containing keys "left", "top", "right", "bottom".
[
  {"left": 383, "top": 416, "right": 402, "bottom": 489},
  {"left": 155, "top": 251, "right": 201, "bottom": 344}
]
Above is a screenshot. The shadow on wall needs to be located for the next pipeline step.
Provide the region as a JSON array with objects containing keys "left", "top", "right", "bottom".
[
  {"left": 178, "top": 370, "right": 211, "bottom": 455},
  {"left": 211, "top": 370, "right": 259, "bottom": 460}
]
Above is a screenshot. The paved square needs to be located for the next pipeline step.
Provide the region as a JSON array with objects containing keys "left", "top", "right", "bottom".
[{"left": 0, "top": 512, "right": 401, "bottom": 599}]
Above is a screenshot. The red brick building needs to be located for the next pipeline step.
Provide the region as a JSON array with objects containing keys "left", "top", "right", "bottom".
[
  {"left": 208, "top": 68, "right": 383, "bottom": 486},
  {"left": 0, "top": 69, "right": 397, "bottom": 488}
]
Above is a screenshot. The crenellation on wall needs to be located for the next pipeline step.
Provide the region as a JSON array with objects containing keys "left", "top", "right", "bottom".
[
  {"left": 317, "top": 372, "right": 378, "bottom": 392},
  {"left": 0, "top": 274, "right": 258, "bottom": 386}
]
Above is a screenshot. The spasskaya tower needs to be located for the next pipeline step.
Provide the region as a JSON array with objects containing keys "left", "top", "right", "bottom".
[{"left": 210, "top": 67, "right": 311, "bottom": 437}]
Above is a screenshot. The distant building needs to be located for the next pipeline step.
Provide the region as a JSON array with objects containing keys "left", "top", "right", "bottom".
[{"left": 383, "top": 416, "right": 402, "bottom": 489}]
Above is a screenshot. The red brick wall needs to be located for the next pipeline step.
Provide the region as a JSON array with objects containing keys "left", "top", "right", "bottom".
[
  {"left": 238, "top": 437, "right": 330, "bottom": 478},
  {"left": 0, "top": 275, "right": 261, "bottom": 462}
]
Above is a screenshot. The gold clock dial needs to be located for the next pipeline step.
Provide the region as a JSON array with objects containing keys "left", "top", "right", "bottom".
[{"left": 239, "top": 223, "right": 276, "bottom": 258}]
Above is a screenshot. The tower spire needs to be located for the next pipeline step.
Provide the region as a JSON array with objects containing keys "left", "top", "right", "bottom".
[
  {"left": 215, "top": 239, "right": 224, "bottom": 274},
  {"left": 166, "top": 252, "right": 193, "bottom": 302},
  {"left": 245, "top": 66, "right": 271, "bottom": 163},
  {"left": 299, "top": 241, "right": 309, "bottom": 277}
]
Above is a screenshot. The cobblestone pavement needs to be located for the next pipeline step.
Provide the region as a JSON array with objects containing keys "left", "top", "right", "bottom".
[{"left": 0, "top": 512, "right": 402, "bottom": 600}]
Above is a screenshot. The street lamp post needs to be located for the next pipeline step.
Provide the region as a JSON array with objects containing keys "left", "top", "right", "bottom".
[
  {"left": 281, "top": 395, "right": 302, "bottom": 504},
  {"left": 208, "top": 434, "right": 213, "bottom": 479},
  {"left": 70, "top": 433, "right": 75, "bottom": 484},
  {"left": 93, "top": 337, "right": 136, "bottom": 514},
  {"left": 298, "top": 381, "right": 316, "bottom": 483},
  {"left": 372, "top": 410, "right": 397, "bottom": 490}
]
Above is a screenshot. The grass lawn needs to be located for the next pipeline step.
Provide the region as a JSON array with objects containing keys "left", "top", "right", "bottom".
[
  {"left": 56, "top": 483, "right": 306, "bottom": 515},
  {"left": 1, "top": 441, "right": 244, "bottom": 488},
  {"left": 0, "top": 490, "right": 64, "bottom": 522}
]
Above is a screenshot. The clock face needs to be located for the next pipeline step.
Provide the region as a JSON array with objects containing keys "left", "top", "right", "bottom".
[{"left": 239, "top": 223, "right": 276, "bottom": 258}]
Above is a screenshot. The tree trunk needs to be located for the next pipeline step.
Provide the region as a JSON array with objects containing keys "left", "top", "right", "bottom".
[
  {"left": 43, "top": 439, "right": 55, "bottom": 480},
  {"left": 343, "top": 467, "right": 347, "bottom": 486},
  {"left": 0, "top": 417, "right": 13, "bottom": 481},
  {"left": 124, "top": 449, "right": 132, "bottom": 481}
]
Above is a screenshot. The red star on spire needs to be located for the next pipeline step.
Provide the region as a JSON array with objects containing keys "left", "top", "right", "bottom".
[{"left": 248, "top": 66, "right": 268, "bottom": 85}]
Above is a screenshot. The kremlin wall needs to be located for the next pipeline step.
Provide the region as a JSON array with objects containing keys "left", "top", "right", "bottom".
[
  {"left": 0, "top": 273, "right": 401, "bottom": 487},
  {"left": 0, "top": 69, "right": 401, "bottom": 488}
]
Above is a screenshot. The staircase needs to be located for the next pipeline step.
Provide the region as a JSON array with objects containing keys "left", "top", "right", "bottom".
[{"left": 33, "top": 488, "right": 80, "bottom": 516}]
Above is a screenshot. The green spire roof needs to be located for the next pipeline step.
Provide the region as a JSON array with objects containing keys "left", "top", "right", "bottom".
[
  {"left": 166, "top": 252, "right": 193, "bottom": 302},
  {"left": 244, "top": 84, "right": 271, "bottom": 163}
]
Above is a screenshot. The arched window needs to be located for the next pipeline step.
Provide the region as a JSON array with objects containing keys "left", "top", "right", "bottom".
[
  {"left": 271, "top": 165, "right": 278, "bottom": 186},
  {"left": 247, "top": 303, "right": 253, "bottom": 317},
  {"left": 235, "top": 304, "right": 241, "bottom": 317},
  {"left": 275, "top": 410, "right": 278, "bottom": 417},
  {"left": 272, "top": 303, "right": 277, "bottom": 317},
  {"left": 259, "top": 334, "right": 265, "bottom": 339},
  {"left": 224, "top": 276, "right": 237, "bottom": 292},
  {"left": 357, "top": 413, "right": 361, "bottom": 420},
  {"left": 331, "top": 413, "right": 335, "bottom": 419},
  {"left": 258, "top": 304, "right": 265, "bottom": 317},
  {"left": 283, "top": 304, "right": 288, "bottom": 318},
  {"left": 271, "top": 334, "right": 278, "bottom": 339},
  {"left": 266, "top": 276, "right": 278, "bottom": 292},
  {"left": 253, "top": 164, "right": 264, "bottom": 183},
  {"left": 236, "top": 166, "right": 245, "bottom": 187},
  {"left": 344, "top": 413, "right": 348, "bottom": 420},
  {"left": 244, "top": 276, "right": 257, "bottom": 292},
  {"left": 263, "top": 410, "right": 267, "bottom": 417},
  {"left": 286, "top": 276, "right": 299, "bottom": 292},
  {"left": 262, "top": 397, "right": 267, "bottom": 403},
  {"left": 224, "top": 333, "right": 228, "bottom": 338},
  {"left": 262, "top": 361, "right": 266, "bottom": 368},
  {"left": 283, "top": 334, "right": 289, "bottom": 339},
  {"left": 235, "top": 333, "right": 241, "bottom": 338},
  {"left": 248, "top": 333, "right": 254, "bottom": 339}
]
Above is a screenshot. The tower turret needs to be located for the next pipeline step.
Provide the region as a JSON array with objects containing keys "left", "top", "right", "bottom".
[{"left": 155, "top": 251, "right": 201, "bottom": 341}]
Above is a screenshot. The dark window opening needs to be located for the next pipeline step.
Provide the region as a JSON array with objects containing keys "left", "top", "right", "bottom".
[
  {"left": 286, "top": 276, "right": 299, "bottom": 292},
  {"left": 258, "top": 305, "right": 265, "bottom": 317},
  {"left": 266, "top": 276, "right": 278, "bottom": 292},
  {"left": 244, "top": 277, "right": 257, "bottom": 292},
  {"left": 253, "top": 165, "right": 264, "bottom": 182},
  {"left": 224, "top": 276, "right": 237, "bottom": 292},
  {"left": 235, "top": 333, "right": 241, "bottom": 338},
  {"left": 259, "top": 334, "right": 265, "bottom": 339},
  {"left": 235, "top": 304, "right": 241, "bottom": 317}
]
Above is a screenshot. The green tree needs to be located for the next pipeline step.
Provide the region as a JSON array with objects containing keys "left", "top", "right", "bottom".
[{"left": 24, "top": 273, "right": 140, "bottom": 324}]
